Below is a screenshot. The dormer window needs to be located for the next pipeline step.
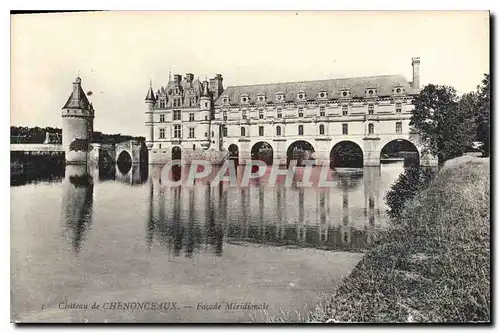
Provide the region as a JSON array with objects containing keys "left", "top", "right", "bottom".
[
  {"left": 297, "top": 92, "right": 306, "bottom": 101},
  {"left": 392, "top": 86, "right": 405, "bottom": 95},
  {"left": 340, "top": 89, "right": 351, "bottom": 99},
  {"left": 222, "top": 97, "right": 229, "bottom": 104},
  {"left": 318, "top": 91, "right": 328, "bottom": 99},
  {"left": 257, "top": 94, "right": 266, "bottom": 103},
  {"left": 240, "top": 94, "right": 249, "bottom": 104},
  {"left": 366, "top": 88, "right": 377, "bottom": 98},
  {"left": 275, "top": 92, "right": 285, "bottom": 103},
  {"left": 159, "top": 99, "right": 166, "bottom": 108}
]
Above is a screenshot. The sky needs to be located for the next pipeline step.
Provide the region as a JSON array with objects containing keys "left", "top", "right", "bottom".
[{"left": 11, "top": 11, "right": 489, "bottom": 137}]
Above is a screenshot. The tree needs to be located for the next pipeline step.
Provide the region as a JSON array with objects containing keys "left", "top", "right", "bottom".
[
  {"left": 385, "top": 165, "right": 435, "bottom": 221},
  {"left": 475, "top": 74, "right": 490, "bottom": 156},
  {"left": 69, "top": 138, "right": 92, "bottom": 152},
  {"left": 410, "top": 84, "right": 476, "bottom": 165}
]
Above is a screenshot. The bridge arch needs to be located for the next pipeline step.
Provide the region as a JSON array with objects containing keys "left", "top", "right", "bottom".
[
  {"left": 228, "top": 144, "right": 239, "bottom": 165},
  {"left": 251, "top": 141, "right": 274, "bottom": 165},
  {"left": 172, "top": 146, "right": 182, "bottom": 160},
  {"left": 330, "top": 141, "right": 364, "bottom": 168},
  {"left": 380, "top": 139, "right": 420, "bottom": 166},
  {"left": 116, "top": 150, "right": 132, "bottom": 173},
  {"left": 287, "top": 140, "right": 315, "bottom": 166}
]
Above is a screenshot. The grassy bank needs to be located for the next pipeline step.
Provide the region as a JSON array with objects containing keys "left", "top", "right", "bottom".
[{"left": 309, "top": 156, "right": 490, "bottom": 323}]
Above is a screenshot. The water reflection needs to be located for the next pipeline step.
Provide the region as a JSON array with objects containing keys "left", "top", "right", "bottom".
[
  {"left": 61, "top": 165, "right": 94, "bottom": 253},
  {"left": 98, "top": 162, "right": 148, "bottom": 185},
  {"left": 16, "top": 162, "right": 405, "bottom": 256},
  {"left": 145, "top": 165, "right": 397, "bottom": 256}
]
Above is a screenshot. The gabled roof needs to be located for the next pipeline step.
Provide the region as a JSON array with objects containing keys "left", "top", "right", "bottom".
[
  {"left": 62, "top": 80, "right": 91, "bottom": 110},
  {"left": 215, "top": 74, "right": 417, "bottom": 105}
]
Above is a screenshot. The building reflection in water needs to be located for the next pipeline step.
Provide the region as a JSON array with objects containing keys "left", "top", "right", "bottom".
[
  {"left": 145, "top": 165, "right": 388, "bottom": 257},
  {"left": 61, "top": 165, "right": 94, "bottom": 253}
]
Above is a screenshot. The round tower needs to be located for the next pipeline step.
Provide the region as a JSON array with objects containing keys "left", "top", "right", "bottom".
[
  {"left": 61, "top": 76, "right": 95, "bottom": 164},
  {"left": 200, "top": 80, "right": 211, "bottom": 149},
  {"left": 145, "top": 80, "right": 156, "bottom": 150}
]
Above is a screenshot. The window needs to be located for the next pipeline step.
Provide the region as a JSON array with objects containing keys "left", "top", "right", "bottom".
[
  {"left": 396, "top": 122, "right": 402, "bottom": 134},
  {"left": 189, "top": 113, "right": 195, "bottom": 121},
  {"left": 368, "top": 104, "right": 374, "bottom": 115},
  {"left": 259, "top": 126, "right": 264, "bottom": 136},
  {"left": 160, "top": 114, "right": 165, "bottom": 123},
  {"left": 205, "top": 132, "right": 208, "bottom": 137},
  {"left": 259, "top": 110, "right": 264, "bottom": 119},
  {"left": 193, "top": 144, "right": 196, "bottom": 150},
  {"left": 276, "top": 126, "right": 282, "bottom": 136},
  {"left": 173, "top": 125, "right": 181, "bottom": 138},
  {"left": 396, "top": 102, "right": 402, "bottom": 113},
  {"left": 159, "top": 128, "right": 165, "bottom": 139},
  {"left": 204, "top": 102, "right": 208, "bottom": 108},
  {"left": 173, "top": 99, "right": 180, "bottom": 108},
  {"left": 241, "top": 127, "right": 246, "bottom": 137},
  {"left": 204, "top": 115, "right": 208, "bottom": 121},
  {"left": 277, "top": 109, "right": 282, "bottom": 118},
  {"left": 342, "top": 105, "right": 348, "bottom": 116},
  {"left": 159, "top": 100, "right": 166, "bottom": 108},
  {"left": 298, "top": 125, "right": 304, "bottom": 136},
  {"left": 319, "top": 124, "right": 325, "bottom": 135},
  {"left": 173, "top": 110, "right": 181, "bottom": 121},
  {"left": 223, "top": 111, "right": 227, "bottom": 121},
  {"left": 222, "top": 126, "right": 227, "bottom": 137},
  {"left": 158, "top": 143, "right": 161, "bottom": 149},
  {"left": 319, "top": 106, "right": 325, "bottom": 117},
  {"left": 242, "top": 111, "right": 247, "bottom": 119},
  {"left": 368, "top": 123, "right": 374, "bottom": 135},
  {"left": 342, "top": 124, "right": 348, "bottom": 135},
  {"left": 298, "top": 107, "right": 304, "bottom": 118},
  {"left": 189, "top": 128, "right": 195, "bottom": 138}
]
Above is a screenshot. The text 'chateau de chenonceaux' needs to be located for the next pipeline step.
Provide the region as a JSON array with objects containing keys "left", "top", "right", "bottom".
[{"left": 59, "top": 57, "right": 438, "bottom": 167}]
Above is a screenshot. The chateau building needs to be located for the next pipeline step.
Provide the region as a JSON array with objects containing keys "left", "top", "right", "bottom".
[{"left": 145, "top": 57, "right": 437, "bottom": 166}]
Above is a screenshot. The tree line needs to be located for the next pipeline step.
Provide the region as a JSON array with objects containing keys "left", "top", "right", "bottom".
[
  {"left": 386, "top": 73, "right": 490, "bottom": 220},
  {"left": 10, "top": 126, "right": 145, "bottom": 145},
  {"left": 411, "top": 73, "right": 490, "bottom": 165}
]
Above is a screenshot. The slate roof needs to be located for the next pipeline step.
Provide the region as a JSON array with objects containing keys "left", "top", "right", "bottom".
[
  {"left": 145, "top": 86, "right": 156, "bottom": 101},
  {"left": 62, "top": 82, "right": 92, "bottom": 110},
  {"left": 214, "top": 74, "right": 417, "bottom": 106}
]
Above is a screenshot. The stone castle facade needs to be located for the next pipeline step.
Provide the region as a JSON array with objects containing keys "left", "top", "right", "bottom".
[{"left": 145, "top": 57, "right": 436, "bottom": 166}]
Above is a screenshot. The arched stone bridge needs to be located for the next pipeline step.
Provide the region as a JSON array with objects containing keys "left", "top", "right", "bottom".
[
  {"left": 115, "top": 140, "right": 144, "bottom": 165},
  {"left": 221, "top": 132, "right": 437, "bottom": 167}
]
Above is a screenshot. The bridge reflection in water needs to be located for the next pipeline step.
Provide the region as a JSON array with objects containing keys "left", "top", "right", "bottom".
[{"left": 144, "top": 164, "right": 401, "bottom": 257}]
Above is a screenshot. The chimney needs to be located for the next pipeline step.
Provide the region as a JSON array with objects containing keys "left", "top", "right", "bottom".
[
  {"left": 72, "top": 76, "right": 82, "bottom": 103},
  {"left": 412, "top": 57, "right": 420, "bottom": 89},
  {"left": 211, "top": 74, "right": 224, "bottom": 100}
]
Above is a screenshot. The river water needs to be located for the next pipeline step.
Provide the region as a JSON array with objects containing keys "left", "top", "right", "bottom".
[{"left": 11, "top": 162, "right": 404, "bottom": 323}]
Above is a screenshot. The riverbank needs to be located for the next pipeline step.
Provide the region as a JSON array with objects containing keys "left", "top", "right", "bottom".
[{"left": 309, "top": 156, "right": 490, "bottom": 323}]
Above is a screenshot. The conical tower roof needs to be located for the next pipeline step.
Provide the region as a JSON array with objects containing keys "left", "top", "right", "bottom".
[
  {"left": 146, "top": 81, "right": 156, "bottom": 102},
  {"left": 62, "top": 76, "right": 91, "bottom": 110}
]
